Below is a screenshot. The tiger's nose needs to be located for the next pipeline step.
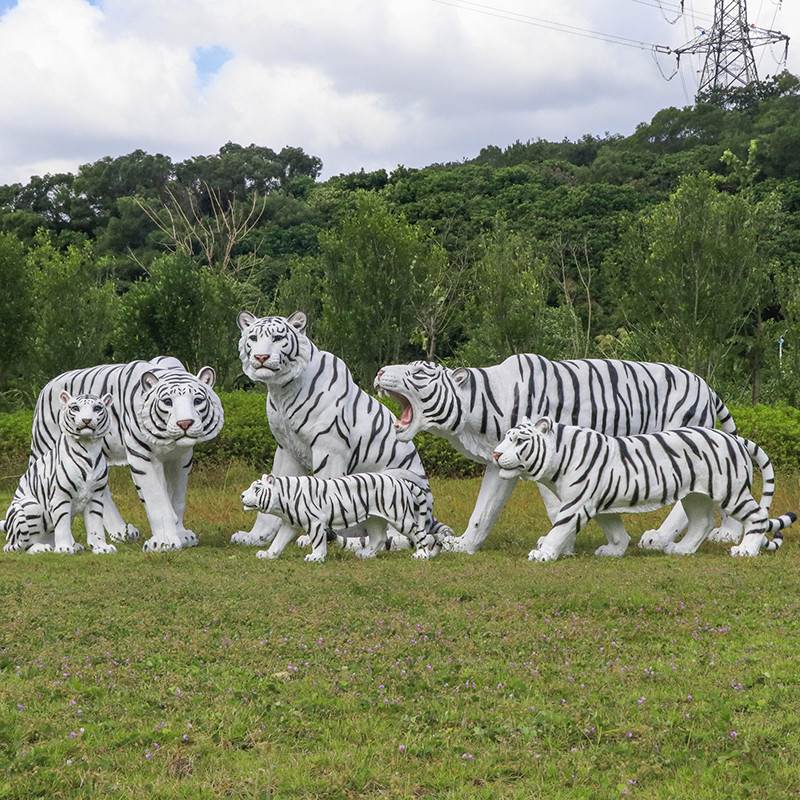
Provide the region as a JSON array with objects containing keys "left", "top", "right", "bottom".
[
  {"left": 376, "top": 369, "right": 384, "bottom": 381},
  {"left": 81, "top": 418, "right": 93, "bottom": 427},
  {"left": 491, "top": 451, "right": 500, "bottom": 462},
  {"left": 254, "top": 354, "right": 269, "bottom": 365},
  {"left": 177, "top": 419, "right": 194, "bottom": 431}
]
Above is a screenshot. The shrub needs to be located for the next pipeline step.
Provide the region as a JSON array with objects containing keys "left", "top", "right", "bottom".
[{"left": 0, "top": 395, "right": 797, "bottom": 479}]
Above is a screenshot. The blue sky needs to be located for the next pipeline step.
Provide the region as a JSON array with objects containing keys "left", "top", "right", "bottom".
[{"left": 0, "top": 0, "right": 798, "bottom": 184}]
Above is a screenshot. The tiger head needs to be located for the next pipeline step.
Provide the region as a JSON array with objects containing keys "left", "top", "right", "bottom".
[
  {"left": 491, "top": 417, "right": 555, "bottom": 481},
  {"left": 137, "top": 367, "right": 223, "bottom": 447},
  {"left": 59, "top": 391, "right": 113, "bottom": 441},
  {"left": 374, "top": 361, "right": 469, "bottom": 441},
  {"left": 237, "top": 311, "right": 311, "bottom": 387},
  {"left": 241, "top": 474, "right": 279, "bottom": 513}
]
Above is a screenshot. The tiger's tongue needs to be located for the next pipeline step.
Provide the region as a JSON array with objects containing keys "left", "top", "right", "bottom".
[{"left": 399, "top": 405, "right": 413, "bottom": 425}]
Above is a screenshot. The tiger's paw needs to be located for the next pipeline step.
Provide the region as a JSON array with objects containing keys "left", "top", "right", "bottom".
[
  {"left": 255, "top": 549, "right": 280, "bottom": 560},
  {"left": 730, "top": 535, "right": 763, "bottom": 557},
  {"left": 90, "top": 541, "right": 117, "bottom": 554},
  {"left": 296, "top": 534, "right": 312, "bottom": 548},
  {"left": 412, "top": 548, "right": 432, "bottom": 560},
  {"left": 108, "top": 524, "right": 140, "bottom": 543},
  {"left": 304, "top": 552, "right": 326, "bottom": 563},
  {"left": 637, "top": 529, "right": 674, "bottom": 551},
  {"left": 595, "top": 542, "right": 629, "bottom": 557},
  {"left": 663, "top": 541, "right": 697, "bottom": 556},
  {"left": 354, "top": 546, "right": 379, "bottom": 560},
  {"left": 178, "top": 529, "right": 199, "bottom": 548},
  {"left": 527, "top": 545, "right": 558, "bottom": 562},
  {"left": 442, "top": 535, "right": 477, "bottom": 555},
  {"left": 54, "top": 542, "right": 83, "bottom": 555},
  {"left": 231, "top": 530, "right": 270, "bottom": 546},
  {"left": 386, "top": 532, "right": 412, "bottom": 550},
  {"left": 27, "top": 543, "right": 53, "bottom": 554},
  {"left": 142, "top": 538, "right": 181, "bottom": 553},
  {"left": 708, "top": 526, "right": 741, "bottom": 544}
]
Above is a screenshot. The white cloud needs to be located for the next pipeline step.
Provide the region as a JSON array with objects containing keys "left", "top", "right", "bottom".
[{"left": 0, "top": 0, "right": 798, "bottom": 183}]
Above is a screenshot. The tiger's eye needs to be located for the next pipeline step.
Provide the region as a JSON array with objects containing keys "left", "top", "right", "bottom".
[
  {"left": 163, "top": 397, "right": 173, "bottom": 407},
  {"left": 249, "top": 334, "right": 258, "bottom": 341},
  {"left": 193, "top": 396, "right": 203, "bottom": 406},
  {"left": 92, "top": 405, "right": 103, "bottom": 412}
]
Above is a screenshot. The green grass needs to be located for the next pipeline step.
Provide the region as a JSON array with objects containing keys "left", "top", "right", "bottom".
[{"left": 2, "top": 463, "right": 800, "bottom": 799}]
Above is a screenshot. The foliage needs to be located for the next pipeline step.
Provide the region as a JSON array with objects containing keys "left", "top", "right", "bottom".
[
  {"left": 316, "top": 191, "right": 447, "bottom": 384},
  {"left": 113, "top": 254, "right": 251, "bottom": 384},
  {"left": 0, "top": 234, "right": 33, "bottom": 388},
  {"left": 607, "top": 172, "right": 780, "bottom": 384},
  {"left": 1, "top": 395, "right": 798, "bottom": 480},
  {"left": 27, "top": 232, "right": 120, "bottom": 385},
  {"left": 2, "top": 77, "right": 800, "bottom": 396},
  {"left": 457, "top": 216, "right": 576, "bottom": 365}
]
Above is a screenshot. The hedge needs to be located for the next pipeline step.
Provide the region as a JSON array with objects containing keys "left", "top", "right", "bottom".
[{"left": 1, "top": 395, "right": 798, "bottom": 478}]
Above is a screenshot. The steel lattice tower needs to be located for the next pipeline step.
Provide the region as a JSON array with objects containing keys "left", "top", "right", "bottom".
[{"left": 674, "top": 0, "right": 789, "bottom": 97}]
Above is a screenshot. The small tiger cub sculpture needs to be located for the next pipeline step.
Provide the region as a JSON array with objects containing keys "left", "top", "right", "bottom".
[
  {"left": 240, "top": 471, "right": 440, "bottom": 562},
  {"left": 2, "top": 392, "right": 114, "bottom": 555},
  {"left": 492, "top": 417, "right": 795, "bottom": 562}
]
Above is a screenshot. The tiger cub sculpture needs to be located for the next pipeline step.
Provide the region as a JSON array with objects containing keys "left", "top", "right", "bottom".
[
  {"left": 492, "top": 417, "right": 794, "bottom": 561},
  {"left": 2, "top": 392, "right": 114, "bottom": 555},
  {"left": 240, "top": 471, "right": 439, "bottom": 562}
]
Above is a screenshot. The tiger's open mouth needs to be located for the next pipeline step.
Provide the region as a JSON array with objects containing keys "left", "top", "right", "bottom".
[{"left": 383, "top": 389, "right": 413, "bottom": 432}]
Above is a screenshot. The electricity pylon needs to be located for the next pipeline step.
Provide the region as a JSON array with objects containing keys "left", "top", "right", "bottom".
[{"left": 674, "top": 0, "right": 789, "bottom": 97}]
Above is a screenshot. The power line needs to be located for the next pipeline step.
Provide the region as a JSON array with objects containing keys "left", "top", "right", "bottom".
[
  {"left": 430, "top": 0, "right": 672, "bottom": 53},
  {"left": 630, "top": 0, "right": 713, "bottom": 23}
]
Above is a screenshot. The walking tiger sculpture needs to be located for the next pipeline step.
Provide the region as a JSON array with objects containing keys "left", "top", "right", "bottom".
[
  {"left": 30, "top": 357, "right": 223, "bottom": 552},
  {"left": 230, "top": 311, "right": 450, "bottom": 558},
  {"left": 3, "top": 392, "right": 114, "bottom": 554},
  {"left": 375, "top": 356, "right": 741, "bottom": 556},
  {"left": 492, "top": 417, "right": 793, "bottom": 560},
  {"left": 241, "top": 470, "right": 437, "bottom": 562}
]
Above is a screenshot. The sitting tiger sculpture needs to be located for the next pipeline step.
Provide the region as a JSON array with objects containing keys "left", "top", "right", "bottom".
[
  {"left": 31, "top": 357, "right": 223, "bottom": 552},
  {"left": 240, "top": 470, "right": 439, "bottom": 562},
  {"left": 2, "top": 392, "right": 114, "bottom": 554},
  {"left": 231, "top": 311, "right": 450, "bottom": 558},
  {"left": 491, "top": 417, "right": 794, "bottom": 561}
]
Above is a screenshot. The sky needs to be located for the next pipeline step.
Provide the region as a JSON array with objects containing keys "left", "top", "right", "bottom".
[{"left": 0, "top": 0, "right": 798, "bottom": 184}]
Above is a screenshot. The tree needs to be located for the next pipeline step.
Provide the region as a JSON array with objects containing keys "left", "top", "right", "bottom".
[
  {"left": 316, "top": 191, "right": 442, "bottom": 384},
  {"left": 457, "top": 216, "right": 575, "bottom": 366},
  {"left": 26, "top": 231, "right": 119, "bottom": 384},
  {"left": 114, "top": 253, "right": 254, "bottom": 385},
  {"left": 609, "top": 172, "right": 780, "bottom": 384},
  {"left": 0, "top": 233, "right": 33, "bottom": 390}
]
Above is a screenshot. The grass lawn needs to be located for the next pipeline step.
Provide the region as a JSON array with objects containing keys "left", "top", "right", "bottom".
[{"left": 2, "top": 462, "right": 800, "bottom": 799}]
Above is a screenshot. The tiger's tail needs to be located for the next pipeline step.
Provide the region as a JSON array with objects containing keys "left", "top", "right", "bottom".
[
  {"left": 742, "top": 437, "right": 796, "bottom": 551},
  {"left": 714, "top": 393, "right": 737, "bottom": 434}
]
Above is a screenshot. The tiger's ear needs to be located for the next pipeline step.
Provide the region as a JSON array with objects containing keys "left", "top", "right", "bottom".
[
  {"left": 197, "top": 366, "right": 216, "bottom": 387},
  {"left": 59, "top": 390, "right": 72, "bottom": 406},
  {"left": 534, "top": 416, "right": 553, "bottom": 435},
  {"left": 264, "top": 474, "right": 275, "bottom": 484},
  {"left": 140, "top": 371, "right": 159, "bottom": 392},
  {"left": 260, "top": 473, "right": 270, "bottom": 483},
  {"left": 287, "top": 311, "right": 307, "bottom": 333},
  {"left": 238, "top": 311, "right": 257, "bottom": 331},
  {"left": 101, "top": 393, "right": 113, "bottom": 407},
  {"left": 451, "top": 368, "right": 470, "bottom": 387}
]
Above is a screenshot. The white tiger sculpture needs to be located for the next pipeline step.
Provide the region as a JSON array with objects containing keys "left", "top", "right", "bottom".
[
  {"left": 241, "top": 470, "right": 438, "bottom": 562},
  {"left": 492, "top": 417, "right": 793, "bottom": 561},
  {"left": 2, "top": 392, "right": 114, "bottom": 554},
  {"left": 231, "top": 311, "right": 450, "bottom": 558},
  {"left": 375, "top": 357, "right": 741, "bottom": 555},
  {"left": 30, "top": 357, "right": 223, "bottom": 552}
]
